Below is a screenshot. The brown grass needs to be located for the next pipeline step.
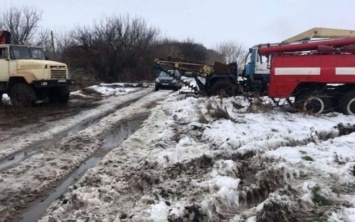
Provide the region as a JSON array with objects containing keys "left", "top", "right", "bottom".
[
  {"left": 197, "top": 109, "right": 208, "bottom": 124},
  {"left": 206, "top": 100, "right": 213, "bottom": 111},
  {"left": 247, "top": 97, "right": 274, "bottom": 113},
  {"left": 209, "top": 105, "right": 230, "bottom": 120}
]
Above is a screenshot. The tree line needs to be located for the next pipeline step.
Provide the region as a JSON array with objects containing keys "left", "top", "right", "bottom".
[{"left": 0, "top": 6, "right": 247, "bottom": 83}]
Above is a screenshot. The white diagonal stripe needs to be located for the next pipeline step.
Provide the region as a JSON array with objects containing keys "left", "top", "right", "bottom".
[
  {"left": 275, "top": 68, "right": 320, "bottom": 75},
  {"left": 336, "top": 67, "right": 355, "bottom": 75}
]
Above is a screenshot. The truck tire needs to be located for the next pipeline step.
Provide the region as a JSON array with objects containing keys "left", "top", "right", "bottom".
[
  {"left": 339, "top": 90, "right": 355, "bottom": 115},
  {"left": 295, "top": 92, "right": 332, "bottom": 114},
  {"left": 10, "top": 83, "right": 37, "bottom": 107},
  {"left": 209, "top": 80, "right": 240, "bottom": 97},
  {"left": 48, "top": 87, "right": 70, "bottom": 103}
]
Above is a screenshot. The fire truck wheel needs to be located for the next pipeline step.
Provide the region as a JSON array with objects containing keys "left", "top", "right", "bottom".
[
  {"left": 296, "top": 92, "right": 332, "bottom": 114},
  {"left": 339, "top": 90, "right": 355, "bottom": 115},
  {"left": 9, "top": 83, "right": 37, "bottom": 107},
  {"left": 209, "top": 80, "right": 239, "bottom": 97}
]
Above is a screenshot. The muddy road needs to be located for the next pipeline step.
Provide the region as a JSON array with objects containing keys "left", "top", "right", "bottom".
[
  {"left": 1, "top": 89, "right": 355, "bottom": 222},
  {"left": 0, "top": 88, "right": 171, "bottom": 222}
]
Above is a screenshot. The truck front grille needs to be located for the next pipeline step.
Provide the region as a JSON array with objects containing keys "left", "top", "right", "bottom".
[{"left": 51, "top": 70, "right": 66, "bottom": 79}]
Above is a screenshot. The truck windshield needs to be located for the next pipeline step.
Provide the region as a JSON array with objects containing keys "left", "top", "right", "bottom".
[
  {"left": 30, "top": 48, "right": 45, "bottom": 60},
  {"left": 10, "top": 46, "right": 45, "bottom": 60},
  {"left": 159, "top": 70, "right": 180, "bottom": 77}
]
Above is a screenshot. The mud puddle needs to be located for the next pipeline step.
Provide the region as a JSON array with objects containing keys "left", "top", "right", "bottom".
[
  {"left": 19, "top": 114, "right": 148, "bottom": 222},
  {"left": 0, "top": 150, "right": 38, "bottom": 172},
  {"left": 19, "top": 156, "right": 101, "bottom": 222}
]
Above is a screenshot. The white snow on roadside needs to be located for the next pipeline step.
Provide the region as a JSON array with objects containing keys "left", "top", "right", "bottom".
[
  {"left": 71, "top": 84, "right": 141, "bottom": 97},
  {"left": 37, "top": 93, "right": 355, "bottom": 221}
]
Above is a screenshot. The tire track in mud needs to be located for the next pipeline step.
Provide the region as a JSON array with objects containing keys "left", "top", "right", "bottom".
[
  {"left": 34, "top": 108, "right": 289, "bottom": 221},
  {"left": 19, "top": 115, "right": 148, "bottom": 222},
  {"left": 0, "top": 89, "right": 151, "bottom": 172},
  {"left": 0, "top": 91, "right": 170, "bottom": 222},
  {"left": 37, "top": 101, "right": 355, "bottom": 222}
]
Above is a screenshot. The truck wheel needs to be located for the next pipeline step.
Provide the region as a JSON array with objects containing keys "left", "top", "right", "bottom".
[
  {"left": 295, "top": 92, "right": 332, "bottom": 114},
  {"left": 10, "top": 84, "right": 37, "bottom": 107},
  {"left": 209, "top": 80, "right": 240, "bottom": 97},
  {"left": 339, "top": 90, "right": 355, "bottom": 115},
  {"left": 48, "top": 87, "right": 70, "bottom": 103}
]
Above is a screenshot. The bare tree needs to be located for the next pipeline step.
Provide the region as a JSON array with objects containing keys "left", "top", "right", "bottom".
[
  {"left": 205, "top": 49, "right": 225, "bottom": 65},
  {"left": 216, "top": 41, "right": 248, "bottom": 66},
  {"left": 62, "top": 15, "right": 159, "bottom": 82},
  {"left": 0, "top": 6, "right": 42, "bottom": 44},
  {"left": 152, "top": 38, "right": 208, "bottom": 63}
]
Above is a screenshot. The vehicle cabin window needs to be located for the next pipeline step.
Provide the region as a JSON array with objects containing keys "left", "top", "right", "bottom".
[
  {"left": 159, "top": 70, "right": 180, "bottom": 77},
  {"left": 0, "top": 48, "right": 7, "bottom": 59},
  {"left": 30, "top": 48, "right": 45, "bottom": 60},
  {"left": 10, "top": 46, "right": 31, "bottom": 60}
]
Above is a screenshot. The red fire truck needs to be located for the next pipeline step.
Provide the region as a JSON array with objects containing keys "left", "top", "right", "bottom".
[{"left": 259, "top": 37, "right": 355, "bottom": 115}]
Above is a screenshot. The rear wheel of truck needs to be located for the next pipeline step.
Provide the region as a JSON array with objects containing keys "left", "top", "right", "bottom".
[
  {"left": 295, "top": 92, "right": 333, "bottom": 114},
  {"left": 48, "top": 87, "right": 70, "bottom": 103},
  {"left": 209, "top": 80, "right": 240, "bottom": 97},
  {"left": 10, "top": 83, "right": 37, "bottom": 107},
  {"left": 339, "top": 90, "right": 355, "bottom": 115}
]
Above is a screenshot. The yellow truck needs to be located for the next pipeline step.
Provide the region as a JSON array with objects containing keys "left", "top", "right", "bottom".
[{"left": 0, "top": 30, "right": 73, "bottom": 107}]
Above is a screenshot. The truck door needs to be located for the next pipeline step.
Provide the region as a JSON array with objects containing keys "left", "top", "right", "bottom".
[{"left": 0, "top": 47, "right": 9, "bottom": 82}]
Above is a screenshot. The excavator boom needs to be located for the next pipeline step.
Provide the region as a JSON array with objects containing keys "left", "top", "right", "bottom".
[{"left": 154, "top": 59, "right": 214, "bottom": 76}]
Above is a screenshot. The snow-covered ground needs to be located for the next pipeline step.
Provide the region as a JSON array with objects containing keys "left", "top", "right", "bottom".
[{"left": 38, "top": 92, "right": 355, "bottom": 222}]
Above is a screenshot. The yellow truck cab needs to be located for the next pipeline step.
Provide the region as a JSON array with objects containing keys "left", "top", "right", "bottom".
[{"left": 0, "top": 43, "right": 73, "bottom": 107}]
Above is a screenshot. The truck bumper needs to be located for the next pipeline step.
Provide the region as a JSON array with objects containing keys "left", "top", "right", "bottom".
[{"left": 32, "top": 79, "right": 75, "bottom": 88}]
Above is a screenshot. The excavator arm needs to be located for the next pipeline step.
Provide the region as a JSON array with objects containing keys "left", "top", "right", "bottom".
[{"left": 154, "top": 58, "right": 214, "bottom": 76}]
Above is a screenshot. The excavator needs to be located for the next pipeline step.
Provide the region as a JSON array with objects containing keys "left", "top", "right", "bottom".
[{"left": 154, "top": 58, "right": 241, "bottom": 96}]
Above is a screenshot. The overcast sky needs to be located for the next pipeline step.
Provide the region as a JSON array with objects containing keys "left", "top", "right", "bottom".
[{"left": 1, "top": 0, "right": 355, "bottom": 49}]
